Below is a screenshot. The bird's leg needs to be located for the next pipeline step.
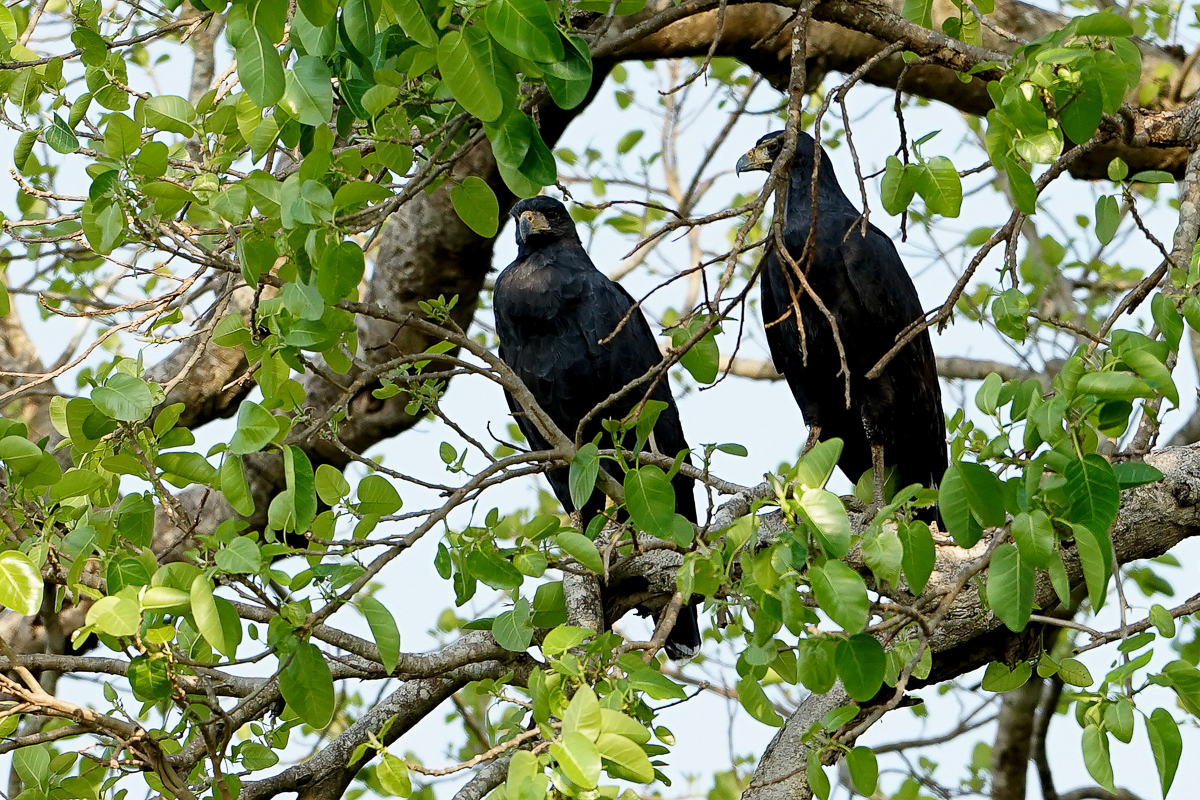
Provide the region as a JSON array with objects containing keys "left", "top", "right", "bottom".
[{"left": 801, "top": 425, "right": 822, "bottom": 456}]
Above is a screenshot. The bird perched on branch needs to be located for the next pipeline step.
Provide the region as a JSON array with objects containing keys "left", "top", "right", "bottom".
[
  {"left": 493, "top": 195, "right": 700, "bottom": 660},
  {"left": 736, "top": 131, "right": 947, "bottom": 517}
]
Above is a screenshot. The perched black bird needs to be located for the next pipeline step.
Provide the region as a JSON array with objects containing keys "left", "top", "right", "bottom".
[
  {"left": 736, "top": 131, "right": 947, "bottom": 515},
  {"left": 493, "top": 195, "right": 701, "bottom": 660}
]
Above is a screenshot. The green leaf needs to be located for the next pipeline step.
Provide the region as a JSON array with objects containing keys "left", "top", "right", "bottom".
[
  {"left": 1059, "top": 81, "right": 1103, "bottom": 144},
  {"left": 543, "top": 35, "right": 593, "bottom": 110},
  {"left": 880, "top": 156, "right": 916, "bottom": 215},
  {"left": 285, "top": 446, "right": 317, "bottom": 531},
  {"left": 46, "top": 114, "right": 80, "bottom": 154},
  {"left": 846, "top": 747, "right": 878, "bottom": 796},
  {"left": 282, "top": 56, "right": 334, "bottom": 125},
  {"left": 1005, "top": 159, "right": 1037, "bottom": 214},
  {"left": 357, "top": 474, "right": 402, "bottom": 515},
  {"left": 1058, "top": 657, "right": 1093, "bottom": 687},
  {"left": 437, "top": 30, "right": 504, "bottom": 122},
  {"left": 220, "top": 456, "right": 255, "bottom": 516},
  {"left": 898, "top": 520, "right": 935, "bottom": 594},
  {"left": 862, "top": 530, "right": 902, "bottom": 587},
  {"left": 1146, "top": 708, "right": 1182, "bottom": 796},
  {"left": 810, "top": 560, "right": 869, "bottom": 633},
  {"left": 315, "top": 463, "right": 350, "bottom": 505},
  {"left": 280, "top": 642, "right": 335, "bottom": 728},
  {"left": 992, "top": 288, "right": 1029, "bottom": 342},
  {"left": 107, "top": 557, "right": 150, "bottom": 595},
  {"left": 913, "top": 156, "right": 962, "bottom": 217},
  {"left": 103, "top": 114, "right": 139, "bottom": 159},
  {"left": 987, "top": 544, "right": 1035, "bottom": 632},
  {"left": 797, "top": 488, "right": 850, "bottom": 558},
  {"left": 235, "top": 27, "right": 285, "bottom": 108},
  {"left": 0, "top": 436, "right": 42, "bottom": 476},
  {"left": 144, "top": 95, "right": 196, "bottom": 136},
  {"left": 191, "top": 576, "right": 231, "bottom": 657},
  {"left": 624, "top": 466, "right": 676, "bottom": 540},
  {"left": 562, "top": 684, "right": 601, "bottom": 740},
  {"left": 794, "top": 438, "right": 842, "bottom": 489},
  {"left": 128, "top": 654, "right": 172, "bottom": 702},
  {"left": 569, "top": 443, "right": 600, "bottom": 511},
  {"left": 86, "top": 594, "right": 140, "bottom": 637},
  {"left": 450, "top": 176, "right": 500, "bottom": 237},
  {"left": 957, "top": 462, "right": 1006, "bottom": 528},
  {"left": 297, "top": 0, "right": 337, "bottom": 25},
  {"left": 1073, "top": 522, "right": 1111, "bottom": 611},
  {"left": 1081, "top": 725, "right": 1114, "bottom": 790},
  {"left": 1095, "top": 194, "right": 1120, "bottom": 245},
  {"left": 939, "top": 463, "right": 979, "bottom": 546},
  {"left": 1073, "top": 10, "right": 1134, "bottom": 36},
  {"left": 598, "top": 709, "right": 651, "bottom": 744},
  {"left": 736, "top": 674, "right": 784, "bottom": 727},
  {"left": 541, "top": 624, "right": 593, "bottom": 655},
  {"left": 318, "top": 242, "right": 366, "bottom": 304},
  {"left": 393, "top": 0, "right": 437, "bottom": 47},
  {"left": 360, "top": 596, "right": 400, "bottom": 673},
  {"left": 92, "top": 373, "right": 155, "bottom": 422},
  {"left": 1077, "top": 370, "right": 1156, "bottom": 401},
  {"left": 835, "top": 634, "right": 886, "bottom": 702},
  {"left": 485, "top": 0, "right": 564, "bottom": 63},
  {"left": 215, "top": 537, "right": 261, "bottom": 574},
  {"left": 596, "top": 733, "right": 654, "bottom": 783},
  {"left": 901, "top": 0, "right": 933, "bottom": 28},
  {"left": 981, "top": 660, "right": 1031, "bottom": 692},
  {"left": 377, "top": 753, "right": 413, "bottom": 797},
  {"left": 493, "top": 596, "right": 533, "bottom": 651},
  {"left": 1010, "top": 510, "right": 1054, "bottom": 569},
  {"left": 1065, "top": 455, "right": 1120, "bottom": 538},
  {"left": 230, "top": 400, "right": 278, "bottom": 454},
  {"left": 556, "top": 532, "right": 603, "bottom": 574},
  {"left": 0, "top": 552, "right": 43, "bottom": 616},
  {"left": 1122, "top": 348, "right": 1178, "bottom": 406},
  {"left": 551, "top": 732, "right": 601, "bottom": 789}
]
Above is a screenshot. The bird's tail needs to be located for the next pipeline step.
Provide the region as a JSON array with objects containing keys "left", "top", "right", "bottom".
[{"left": 658, "top": 604, "right": 701, "bottom": 662}]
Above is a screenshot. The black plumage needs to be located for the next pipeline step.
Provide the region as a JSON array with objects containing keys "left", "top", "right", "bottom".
[
  {"left": 493, "top": 196, "right": 700, "bottom": 660},
  {"left": 736, "top": 131, "right": 947, "bottom": 514}
]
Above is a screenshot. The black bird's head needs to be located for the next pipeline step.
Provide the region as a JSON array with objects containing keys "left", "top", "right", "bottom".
[
  {"left": 510, "top": 196, "right": 577, "bottom": 249},
  {"left": 735, "top": 130, "right": 818, "bottom": 175}
]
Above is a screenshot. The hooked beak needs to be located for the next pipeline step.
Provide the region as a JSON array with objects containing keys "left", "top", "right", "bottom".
[
  {"left": 736, "top": 146, "right": 771, "bottom": 176},
  {"left": 517, "top": 209, "right": 551, "bottom": 240}
]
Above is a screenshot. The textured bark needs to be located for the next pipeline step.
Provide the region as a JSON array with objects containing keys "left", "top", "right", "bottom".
[{"left": 991, "top": 679, "right": 1044, "bottom": 800}]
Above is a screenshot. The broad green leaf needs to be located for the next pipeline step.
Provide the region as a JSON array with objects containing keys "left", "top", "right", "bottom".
[
  {"left": 862, "top": 530, "right": 902, "bottom": 588},
  {"left": 957, "top": 462, "right": 1006, "bottom": 528},
  {"left": 1077, "top": 370, "right": 1155, "bottom": 401},
  {"left": 1065, "top": 455, "right": 1120, "bottom": 539},
  {"left": 86, "top": 594, "right": 140, "bottom": 637},
  {"left": 341, "top": 0, "right": 377, "bottom": 56},
  {"left": 128, "top": 654, "right": 171, "bottom": 701},
  {"left": 450, "top": 176, "right": 500, "bottom": 237},
  {"left": 796, "top": 639, "right": 837, "bottom": 693},
  {"left": 107, "top": 557, "right": 150, "bottom": 595},
  {"left": 215, "top": 537, "right": 261, "bottom": 574},
  {"left": 541, "top": 625, "right": 593, "bottom": 655},
  {"left": 393, "top": 0, "right": 437, "bottom": 47},
  {"left": 551, "top": 732, "right": 601, "bottom": 789},
  {"left": 569, "top": 443, "right": 600, "bottom": 511},
  {"left": 846, "top": 747, "right": 878, "bottom": 796},
  {"left": 810, "top": 560, "right": 869, "bottom": 633},
  {"left": 1122, "top": 348, "right": 1178, "bottom": 406},
  {"left": 1073, "top": 9, "right": 1134, "bottom": 36},
  {"left": 1147, "top": 708, "right": 1181, "bottom": 796},
  {"left": 104, "top": 113, "right": 140, "bottom": 158},
  {"left": 282, "top": 56, "right": 333, "bottom": 125},
  {"left": 598, "top": 709, "right": 651, "bottom": 744},
  {"left": 144, "top": 95, "right": 196, "bottom": 136},
  {"left": 987, "top": 544, "right": 1034, "bottom": 632},
  {"left": 234, "top": 27, "right": 285, "bottom": 109},
  {"left": 317, "top": 242, "right": 366, "bottom": 304},
  {"left": 45, "top": 114, "right": 79, "bottom": 154},
  {"left": 0, "top": 437, "right": 42, "bottom": 476},
  {"left": 1081, "top": 725, "right": 1114, "bottom": 790},
  {"left": 220, "top": 456, "right": 255, "bottom": 516},
  {"left": 794, "top": 438, "right": 842, "bottom": 490},
  {"left": 92, "top": 373, "right": 155, "bottom": 422},
  {"left": 797, "top": 488, "right": 850, "bottom": 558},
  {"left": 835, "top": 634, "right": 886, "bottom": 702},
  {"left": 285, "top": 446, "right": 317, "bottom": 531},
  {"left": 297, "top": 0, "right": 336, "bottom": 25},
  {"left": 279, "top": 642, "right": 335, "bottom": 728},
  {"left": 230, "top": 400, "right": 278, "bottom": 454},
  {"left": 1005, "top": 159, "right": 1037, "bottom": 214},
  {"left": 562, "top": 684, "right": 601, "bottom": 740},
  {"left": 377, "top": 753, "right": 413, "bottom": 797},
  {"left": 357, "top": 474, "right": 402, "bottom": 515},
  {"left": 437, "top": 31, "right": 504, "bottom": 122},
  {"left": 736, "top": 674, "right": 784, "bottom": 726},
  {"left": 556, "top": 532, "right": 603, "bottom": 574},
  {"left": 315, "top": 463, "right": 350, "bottom": 505},
  {"left": 484, "top": 0, "right": 564, "bottom": 64},
  {"left": 595, "top": 733, "right": 654, "bottom": 783},
  {"left": 544, "top": 35, "right": 593, "bottom": 110},
  {"left": 901, "top": 0, "right": 933, "bottom": 28},
  {"left": 141, "top": 586, "right": 191, "bottom": 612},
  {"left": 939, "top": 463, "right": 980, "bottom": 546},
  {"left": 914, "top": 156, "right": 962, "bottom": 217},
  {"left": 191, "top": 576, "right": 231, "bottom": 656},
  {"left": 0, "top": 552, "right": 43, "bottom": 616},
  {"left": 360, "top": 596, "right": 400, "bottom": 673},
  {"left": 1058, "top": 657, "right": 1093, "bottom": 687},
  {"left": 493, "top": 597, "right": 533, "bottom": 651},
  {"left": 880, "top": 156, "right": 915, "bottom": 215},
  {"left": 1010, "top": 510, "right": 1054, "bottom": 569},
  {"left": 624, "top": 465, "right": 676, "bottom": 540},
  {"left": 981, "top": 660, "right": 1031, "bottom": 692},
  {"left": 898, "top": 520, "right": 935, "bottom": 594},
  {"left": 1073, "top": 522, "right": 1111, "bottom": 611},
  {"left": 1059, "top": 79, "right": 1103, "bottom": 144},
  {"left": 1095, "top": 194, "right": 1120, "bottom": 245}
]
